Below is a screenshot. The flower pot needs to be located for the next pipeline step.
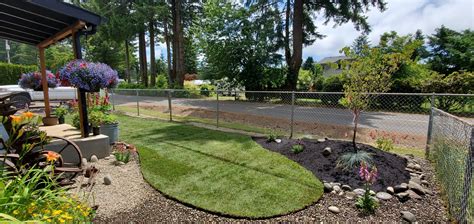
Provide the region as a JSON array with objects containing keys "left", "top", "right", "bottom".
[
  {"left": 100, "top": 123, "right": 119, "bottom": 144},
  {"left": 58, "top": 116, "right": 65, "bottom": 124},
  {"left": 92, "top": 126, "right": 101, "bottom": 136},
  {"left": 42, "top": 116, "right": 58, "bottom": 126}
]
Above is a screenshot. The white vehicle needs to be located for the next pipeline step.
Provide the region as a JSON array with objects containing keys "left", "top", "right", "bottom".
[{"left": 0, "top": 85, "right": 77, "bottom": 108}]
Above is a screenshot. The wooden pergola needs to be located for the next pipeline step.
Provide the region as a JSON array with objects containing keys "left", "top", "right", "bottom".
[{"left": 0, "top": 0, "right": 104, "bottom": 137}]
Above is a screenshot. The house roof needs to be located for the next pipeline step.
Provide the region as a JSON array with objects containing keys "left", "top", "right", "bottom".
[
  {"left": 0, "top": 0, "right": 104, "bottom": 46},
  {"left": 318, "top": 56, "right": 352, "bottom": 64}
]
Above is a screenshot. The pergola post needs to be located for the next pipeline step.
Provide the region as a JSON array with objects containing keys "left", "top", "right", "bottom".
[
  {"left": 72, "top": 31, "right": 89, "bottom": 138},
  {"left": 38, "top": 47, "right": 51, "bottom": 117}
]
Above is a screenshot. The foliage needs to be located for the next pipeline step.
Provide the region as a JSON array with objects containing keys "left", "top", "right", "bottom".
[
  {"left": 291, "top": 143, "right": 304, "bottom": 154},
  {"left": 53, "top": 106, "right": 68, "bottom": 118},
  {"left": 322, "top": 74, "right": 346, "bottom": 92},
  {"left": 113, "top": 143, "right": 136, "bottom": 164},
  {"left": 58, "top": 60, "right": 119, "bottom": 92},
  {"left": 355, "top": 162, "right": 378, "bottom": 214},
  {"left": 0, "top": 168, "right": 93, "bottom": 223},
  {"left": 302, "top": 57, "right": 315, "bottom": 70},
  {"left": 88, "top": 110, "right": 105, "bottom": 128},
  {"left": 297, "top": 65, "right": 323, "bottom": 91},
  {"left": 376, "top": 137, "right": 394, "bottom": 152},
  {"left": 71, "top": 112, "right": 80, "bottom": 129},
  {"left": 19, "top": 71, "right": 58, "bottom": 90},
  {"left": 352, "top": 34, "right": 370, "bottom": 56},
  {"left": 155, "top": 74, "right": 169, "bottom": 89},
  {"left": 266, "top": 130, "right": 279, "bottom": 143},
  {"left": 0, "top": 62, "right": 37, "bottom": 85},
  {"left": 117, "top": 82, "right": 146, "bottom": 89},
  {"left": 337, "top": 151, "right": 373, "bottom": 171}
]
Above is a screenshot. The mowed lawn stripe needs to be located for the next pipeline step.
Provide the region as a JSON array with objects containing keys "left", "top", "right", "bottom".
[{"left": 118, "top": 115, "right": 323, "bottom": 218}]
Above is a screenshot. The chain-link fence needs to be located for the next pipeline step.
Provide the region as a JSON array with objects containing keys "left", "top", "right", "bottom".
[
  {"left": 428, "top": 108, "right": 473, "bottom": 223},
  {"left": 110, "top": 89, "right": 474, "bottom": 148}
]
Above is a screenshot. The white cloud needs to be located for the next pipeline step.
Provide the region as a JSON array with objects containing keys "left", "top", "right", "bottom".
[{"left": 304, "top": 0, "right": 474, "bottom": 62}]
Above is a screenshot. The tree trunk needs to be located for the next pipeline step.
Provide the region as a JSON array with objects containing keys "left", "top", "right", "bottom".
[
  {"left": 124, "top": 40, "right": 131, "bottom": 83},
  {"left": 172, "top": 0, "right": 185, "bottom": 87},
  {"left": 285, "top": 0, "right": 303, "bottom": 90},
  {"left": 149, "top": 21, "right": 156, "bottom": 87},
  {"left": 138, "top": 30, "right": 148, "bottom": 87},
  {"left": 284, "top": 0, "right": 291, "bottom": 67},
  {"left": 352, "top": 110, "right": 360, "bottom": 150},
  {"left": 164, "top": 16, "right": 173, "bottom": 86}
]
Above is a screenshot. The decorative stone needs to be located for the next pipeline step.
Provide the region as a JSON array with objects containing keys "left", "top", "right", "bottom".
[
  {"left": 396, "top": 192, "right": 410, "bottom": 202},
  {"left": 90, "top": 155, "right": 99, "bottom": 163},
  {"left": 322, "top": 147, "right": 331, "bottom": 156},
  {"left": 317, "top": 138, "right": 326, "bottom": 143},
  {"left": 324, "top": 183, "right": 333, "bottom": 192},
  {"left": 114, "top": 161, "right": 125, "bottom": 166},
  {"left": 333, "top": 185, "right": 341, "bottom": 193},
  {"left": 338, "top": 191, "right": 344, "bottom": 196},
  {"left": 401, "top": 211, "right": 416, "bottom": 223},
  {"left": 408, "top": 181, "right": 426, "bottom": 195},
  {"left": 328, "top": 206, "right": 340, "bottom": 214},
  {"left": 81, "top": 158, "right": 88, "bottom": 167},
  {"left": 330, "top": 182, "right": 341, "bottom": 187},
  {"left": 353, "top": 188, "right": 365, "bottom": 195},
  {"left": 376, "top": 192, "right": 393, "bottom": 200},
  {"left": 341, "top": 185, "right": 352, "bottom": 191},
  {"left": 103, "top": 175, "right": 112, "bottom": 185},
  {"left": 387, "top": 187, "right": 395, "bottom": 194},
  {"left": 275, "top": 139, "right": 282, "bottom": 143},
  {"left": 407, "top": 190, "right": 422, "bottom": 200},
  {"left": 410, "top": 177, "right": 422, "bottom": 185},
  {"left": 421, "top": 180, "right": 429, "bottom": 186},
  {"left": 104, "top": 156, "right": 111, "bottom": 160},
  {"left": 413, "top": 164, "right": 422, "bottom": 171},
  {"left": 345, "top": 192, "right": 357, "bottom": 200},
  {"left": 394, "top": 183, "right": 408, "bottom": 193}
]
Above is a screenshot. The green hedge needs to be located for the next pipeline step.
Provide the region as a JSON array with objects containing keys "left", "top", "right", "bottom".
[{"left": 0, "top": 62, "right": 38, "bottom": 85}]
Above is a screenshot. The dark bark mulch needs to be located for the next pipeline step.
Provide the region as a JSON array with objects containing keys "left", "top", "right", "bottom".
[{"left": 253, "top": 137, "right": 411, "bottom": 192}]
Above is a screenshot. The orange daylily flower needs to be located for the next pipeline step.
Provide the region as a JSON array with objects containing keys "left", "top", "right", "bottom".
[
  {"left": 45, "top": 151, "right": 60, "bottom": 162},
  {"left": 10, "top": 115, "right": 22, "bottom": 123},
  {"left": 22, "top": 111, "right": 35, "bottom": 119}
]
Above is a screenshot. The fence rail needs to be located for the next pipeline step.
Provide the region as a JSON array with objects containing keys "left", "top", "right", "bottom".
[
  {"left": 428, "top": 108, "right": 473, "bottom": 223},
  {"left": 110, "top": 89, "right": 474, "bottom": 149}
]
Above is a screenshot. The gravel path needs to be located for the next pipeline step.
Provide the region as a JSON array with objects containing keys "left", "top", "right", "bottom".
[{"left": 78, "top": 154, "right": 448, "bottom": 223}]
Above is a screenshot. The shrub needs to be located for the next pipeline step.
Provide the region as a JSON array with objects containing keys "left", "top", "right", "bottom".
[
  {"left": 156, "top": 74, "right": 169, "bottom": 89},
  {"left": 117, "top": 82, "right": 145, "bottom": 89},
  {"left": 376, "top": 137, "right": 394, "bottom": 152},
  {"left": 0, "top": 62, "right": 37, "bottom": 85},
  {"left": 0, "top": 168, "right": 94, "bottom": 223},
  {"left": 337, "top": 151, "right": 373, "bottom": 171},
  {"left": 266, "top": 130, "right": 278, "bottom": 143},
  {"left": 72, "top": 112, "right": 80, "bottom": 129},
  {"left": 291, "top": 144, "right": 304, "bottom": 154}
]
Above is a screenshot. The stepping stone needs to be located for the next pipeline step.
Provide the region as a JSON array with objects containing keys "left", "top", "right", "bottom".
[{"left": 376, "top": 192, "right": 393, "bottom": 200}]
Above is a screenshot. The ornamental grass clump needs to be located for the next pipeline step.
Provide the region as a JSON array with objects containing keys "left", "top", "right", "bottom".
[
  {"left": 355, "top": 162, "right": 378, "bottom": 214},
  {"left": 58, "top": 60, "right": 118, "bottom": 92},
  {"left": 19, "top": 71, "right": 58, "bottom": 90}
]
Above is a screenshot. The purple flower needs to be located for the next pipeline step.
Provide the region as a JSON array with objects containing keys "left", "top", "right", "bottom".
[
  {"left": 19, "top": 71, "right": 58, "bottom": 90},
  {"left": 359, "top": 162, "right": 378, "bottom": 184},
  {"left": 58, "top": 60, "right": 118, "bottom": 92}
]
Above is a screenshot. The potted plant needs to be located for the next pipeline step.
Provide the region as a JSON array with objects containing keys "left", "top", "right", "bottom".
[
  {"left": 88, "top": 110, "right": 104, "bottom": 136},
  {"left": 99, "top": 114, "right": 119, "bottom": 144},
  {"left": 58, "top": 60, "right": 118, "bottom": 92},
  {"left": 19, "top": 71, "right": 58, "bottom": 91},
  {"left": 54, "top": 106, "right": 68, "bottom": 124}
]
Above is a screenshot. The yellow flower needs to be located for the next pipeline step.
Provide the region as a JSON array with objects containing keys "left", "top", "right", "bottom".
[
  {"left": 52, "top": 210, "right": 62, "bottom": 216},
  {"left": 61, "top": 213, "right": 73, "bottom": 220},
  {"left": 59, "top": 218, "right": 65, "bottom": 223},
  {"left": 22, "top": 111, "right": 34, "bottom": 119},
  {"left": 10, "top": 115, "right": 22, "bottom": 124},
  {"left": 13, "top": 210, "right": 19, "bottom": 215}
]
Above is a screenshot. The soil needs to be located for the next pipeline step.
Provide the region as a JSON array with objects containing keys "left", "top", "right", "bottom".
[{"left": 253, "top": 137, "right": 411, "bottom": 192}]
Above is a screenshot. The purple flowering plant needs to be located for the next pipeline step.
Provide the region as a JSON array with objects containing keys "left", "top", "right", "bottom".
[
  {"left": 19, "top": 71, "right": 58, "bottom": 90},
  {"left": 58, "top": 60, "right": 118, "bottom": 92},
  {"left": 356, "top": 162, "right": 378, "bottom": 214}
]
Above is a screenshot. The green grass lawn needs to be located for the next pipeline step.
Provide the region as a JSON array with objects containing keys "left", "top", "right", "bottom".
[{"left": 117, "top": 115, "right": 323, "bottom": 218}]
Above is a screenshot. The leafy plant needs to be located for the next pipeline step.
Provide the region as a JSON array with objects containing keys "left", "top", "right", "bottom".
[
  {"left": 113, "top": 143, "right": 136, "bottom": 164},
  {"left": 0, "top": 168, "right": 94, "bottom": 222},
  {"left": 355, "top": 162, "right": 378, "bottom": 214},
  {"left": 291, "top": 144, "right": 304, "bottom": 154},
  {"left": 376, "top": 137, "right": 394, "bottom": 152},
  {"left": 53, "top": 106, "right": 68, "bottom": 118},
  {"left": 88, "top": 110, "right": 105, "bottom": 128},
  {"left": 101, "top": 114, "right": 118, "bottom": 125},
  {"left": 266, "top": 130, "right": 278, "bottom": 143},
  {"left": 337, "top": 150, "right": 373, "bottom": 171},
  {"left": 71, "top": 112, "right": 80, "bottom": 129}
]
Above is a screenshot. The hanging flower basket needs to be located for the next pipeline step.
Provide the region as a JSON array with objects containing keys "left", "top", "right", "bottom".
[
  {"left": 58, "top": 60, "right": 119, "bottom": 92},
  {"left": 19, "top": 71, "right": 58, "bottom": 91}
]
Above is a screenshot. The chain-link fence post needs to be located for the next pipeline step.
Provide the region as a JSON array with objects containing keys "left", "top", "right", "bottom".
[
  {"left": 290, "top": 91, "right": 295, "bottom": 139},
  {"left": 167, "top": 90, "right": 172, "bottom": 121},
  {"left": 136, "top": 89, "right": 140, "bottom": 116},
  {"left": 216, "top": 90, "right": 220, "bottom": 128},
  {"left": 425, "top": 93, "right": 435, "bottom": 156},
  {"left": 459, "top": 128, "right": 474, "bottom": 223},
  {"left": 110, "top": 88, "right": 115, "bottom": 111}
]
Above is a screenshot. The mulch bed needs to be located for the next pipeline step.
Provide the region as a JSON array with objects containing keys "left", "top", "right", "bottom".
[{"left": 253, "top": 137, "right": 410, "bottom": 192}]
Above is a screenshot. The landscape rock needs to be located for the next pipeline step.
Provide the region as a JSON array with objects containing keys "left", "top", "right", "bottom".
[
  {"left": 387, "top": 186, "right": 395, "bottom": 194},
  {"left": 333, "top": 185, "right": 341, "bottom": 193},
  {"left": 104, "top": 156, "right": 111, "bottom": 160},
  {"left": 376, "top": 192, "right": 393, "bottom": 200},
  {"left": 323, "top": 183, "right": 333, "bottom": 192},
  {"left": 353, "top": 188, "right": 365, "bottom": 195},
  {"left": 328, "top": 206, "right": 340, "bottom": 214},
  {"left": 408, "top": 181, "right": 426, "bottom": 195},
  {"left": 275, "top": 139, "right": 282, "bottom": 143},
  {"left": 90, "top": 155, "right": 99, "bottom": 163},
  {"left": 410, "top": 177, "right": 422, "bottom": 185},
  {"left": 401, "top": 211, "right": 416, "bottom": 223},
  {"left": 114, "top": 161, "right": 126, "bottom": 166},
  {"left": 396, "top": 192, "right": 410, "bottom": 202},
  {"left": 103, "top": 175, "right": 112, "bottom": 185},
  {"left": 413, "top": 164, "right": 422, "bottom": 171},
  {"left": 407, "top": 190, "right": 422, "bottom": 200},
  {"left": 338, "top": 191, "right": 344, "bottom": 196},
  {"left": 345, "top": 192, "right": 356, "bottom": 200},
  {"left": 421, "top": 180, "right": 429, "bottom": 186},
  {"left": 322, "top": 147, "right": 331, "bottom": 156},
  {"left": 330, "top": 182, "right": 341, "bottom": 187},
  {"left": 317, "top": 138, "right": 326, "bottom": 143},
  {"left": 81, "top": 158, "right": 88, "bottom": 167},
  {"left": 341, "top": 185, "right": 352, "bottom": 191},
  {"left": 394, "top": 183, "right": 408, "bottom": 193}
]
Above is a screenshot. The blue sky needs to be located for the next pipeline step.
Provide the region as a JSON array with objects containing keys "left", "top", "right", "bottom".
[{"left": 146, "top": 0, "right": 473, "bottom": 62}]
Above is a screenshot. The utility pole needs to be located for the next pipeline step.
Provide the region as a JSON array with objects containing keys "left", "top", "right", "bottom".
[{"left": 5, "top": 40, "right": 11, "bottom": 63}]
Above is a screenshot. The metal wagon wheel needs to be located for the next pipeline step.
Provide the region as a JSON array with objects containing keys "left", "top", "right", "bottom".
[{"left": 42, "top": 136, "right": 84, "bottom": 184}]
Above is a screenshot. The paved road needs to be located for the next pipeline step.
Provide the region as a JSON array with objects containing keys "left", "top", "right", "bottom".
[{"left": 112, "top": 94, "right": 432, "bottom": 136}]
